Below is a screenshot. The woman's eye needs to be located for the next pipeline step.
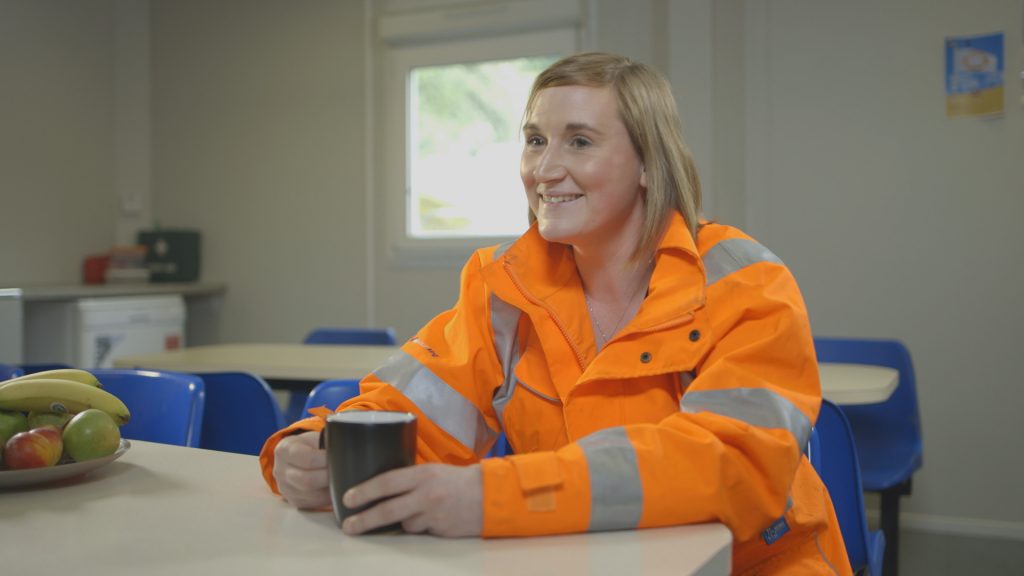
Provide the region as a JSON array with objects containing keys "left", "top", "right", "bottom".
[
  {"left": 569, "top": 136, "right": 592, "bottom": 149},
  {"left": 525, "top": 135, "right": 545, "bottom": 147}
]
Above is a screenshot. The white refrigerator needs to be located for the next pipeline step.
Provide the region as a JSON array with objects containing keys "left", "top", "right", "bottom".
[{"left": 24, "top": 295, "right": 186, "bottom": 368}]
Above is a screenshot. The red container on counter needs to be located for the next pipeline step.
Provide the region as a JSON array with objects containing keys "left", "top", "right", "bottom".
[{"left": 82, "top": 254, "right": 110, "bottom": 284}]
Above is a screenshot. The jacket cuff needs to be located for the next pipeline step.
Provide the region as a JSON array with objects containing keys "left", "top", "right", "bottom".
[
  {"left": 480, "top": 447, "right": 591, "bottom": 537},
  {"left": 258, "top": 416, "right": 327, "bottom": 494}
]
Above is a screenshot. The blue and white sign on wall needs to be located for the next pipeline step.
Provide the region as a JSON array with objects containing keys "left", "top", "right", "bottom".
[{"left": 945, "top": 32, "right": 1004, "bottom": 118}]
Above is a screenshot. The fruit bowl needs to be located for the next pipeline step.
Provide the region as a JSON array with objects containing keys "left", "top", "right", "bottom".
[{"left": 0, "top": 439, "right": 130, "bottom": 489}]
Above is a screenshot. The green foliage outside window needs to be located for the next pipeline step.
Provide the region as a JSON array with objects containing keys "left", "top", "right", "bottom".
[{"left": 410, "top": 57, "right": 556, "bottom": 236}]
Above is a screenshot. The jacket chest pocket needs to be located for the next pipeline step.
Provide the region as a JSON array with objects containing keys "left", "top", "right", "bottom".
[
  {"left": 495, "top": 354, "right": 568, "bottom": 453},
  {"left": 562, "top": 374, "right": 682, "bottom": 439},
  {"left": 499, "top": 364, "right": 684, "bottom": 452}
]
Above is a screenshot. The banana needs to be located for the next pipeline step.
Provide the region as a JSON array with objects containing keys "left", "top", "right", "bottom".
[
  {"left": 0, "top": 378, "right": 130, "bottom": 426},
  {"left": 0, "top": 368, "right": 102, "bottom": 389}
]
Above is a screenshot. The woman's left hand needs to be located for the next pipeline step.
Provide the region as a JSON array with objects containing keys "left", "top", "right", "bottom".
[{"left": 341, "top": 463, "right": 483, "bottom": 538}]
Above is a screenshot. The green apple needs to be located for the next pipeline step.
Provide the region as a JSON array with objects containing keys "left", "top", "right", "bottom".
[
  {"left": 0, "top": 410, "right": 28, "bottom": 446},
  {"left": 62, "top": 409, "right": 121, "bottom": 462},
  {"left": 27, "top": 410, "right": 73, "bottom": 430}
]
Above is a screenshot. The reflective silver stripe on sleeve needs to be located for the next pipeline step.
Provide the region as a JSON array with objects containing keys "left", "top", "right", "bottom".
[
  {"left": 373, "top": 350, "right": 498, "bottom": 457},
  {"left": 578, "top": 427, "right": 644, "bottom": 532},
  {"left": 680, "top": 388, "right": 812, "bottom": 449},
  {"left": 489, "top": 294, "right": 522, "bottom": 424},
  {"left": 703, "top": 238, "right": 784, "bottom": 286}
]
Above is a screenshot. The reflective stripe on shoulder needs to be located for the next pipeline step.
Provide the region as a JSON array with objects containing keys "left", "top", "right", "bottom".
[
  {"left": 703, "top": 237, "right": 784, "bottom": 286},
  {"left": 490, "top": 294, "right": 522, "bottom": 425},
  {"left": 680, "top": 388, "right": 811, "bottom": 449},
  {"left": 373, "top": 350, "right": 498, "bottom": 457},
  {"left": 493, "top": 239, "right": 516, "bottom": 260},
  {"left": 578, "top": 427, "right": 644, "bottom": 532}
]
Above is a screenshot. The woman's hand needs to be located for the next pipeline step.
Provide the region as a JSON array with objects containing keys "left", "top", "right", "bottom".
[
  {"left": 341, "top": 463, "right": 483, "bottom": 538},
  {"left": 273, "top": 430, "right": 331, "bottom": 510}
]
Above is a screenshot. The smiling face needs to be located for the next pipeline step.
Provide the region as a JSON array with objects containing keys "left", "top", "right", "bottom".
[{"left": 521, "top": 85, "right": 647, "bottom": 254}]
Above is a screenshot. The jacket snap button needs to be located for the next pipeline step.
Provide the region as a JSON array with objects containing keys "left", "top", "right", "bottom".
[
  {"left": 640, "top": 352, "right": 652, "bottom": 363},
  {"left": 689, "top": 329, "right": 701, "bottom": 342}
]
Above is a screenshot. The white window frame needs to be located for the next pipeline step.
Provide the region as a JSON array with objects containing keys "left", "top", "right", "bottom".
[{"left": 375, "top": 0, "right": 582, "bottom": 266}]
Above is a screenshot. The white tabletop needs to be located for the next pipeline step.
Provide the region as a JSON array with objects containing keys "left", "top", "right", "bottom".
[
  {"left": 115, "top": 343, "right": 900, "bottom": 404},
  {"left": 0, "top": 441, "right": 732, "bottom": 576}
]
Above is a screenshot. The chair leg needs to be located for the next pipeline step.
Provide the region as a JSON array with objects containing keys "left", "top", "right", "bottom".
[{"left": 880, "top": 479, "right": 911, "bottom": 576}]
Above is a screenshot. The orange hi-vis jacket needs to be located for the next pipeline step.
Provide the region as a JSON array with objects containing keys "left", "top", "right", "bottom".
[{"left": 260, "top": 213, "right": 852, "bottom": 575}]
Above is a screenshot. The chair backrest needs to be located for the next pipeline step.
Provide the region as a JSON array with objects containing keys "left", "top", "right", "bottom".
[
  {"left": 91, "top": 369, "right": 205, "bottom": 447},
  {"left": 0, "top": 363, "right": 24, "bottom": 381},
  {"left": 814, "top": 399, "right": 877, "bottom": 574},
  {"left": 303, "top": 379, "right": 361, "bottom": 418},
  {"left": 195, "top": 371, "right": 285, "bottom": 456},
  {"left": 303, "top": 327, "right": 397, "bottom": 346},
  {"left": 813, "top": 337, "right": 922, "bottom": 487},
  {"left": 486, "top": 432, "right": 512, "bottom": 458},
  {"left": 20, "top": 363, "right": 73, "bottom": 374}
]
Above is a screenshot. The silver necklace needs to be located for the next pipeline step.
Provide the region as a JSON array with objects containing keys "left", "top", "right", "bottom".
[{"left": 585, "top": 280, "right": 647, "bottom": 347}]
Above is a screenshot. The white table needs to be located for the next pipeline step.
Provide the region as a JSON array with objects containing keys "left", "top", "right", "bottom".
[
  {"left": 0, "top": 441, "right": 732, "bottom": 575},
  {"left": 115, "top": 343, "right": 900, "bottom": 404}
]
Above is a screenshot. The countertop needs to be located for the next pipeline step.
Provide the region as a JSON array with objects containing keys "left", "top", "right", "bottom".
[{"left": 0, "top": 282, "right": 226, "bottom": 301}]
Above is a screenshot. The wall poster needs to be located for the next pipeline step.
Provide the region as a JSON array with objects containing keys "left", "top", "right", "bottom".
[{"left": 945, "top": 32, "right": 1004, "bottom": 118}]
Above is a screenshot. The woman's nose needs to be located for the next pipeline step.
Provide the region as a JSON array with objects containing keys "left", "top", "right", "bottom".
[{"left": 532, "top": 148, "right": 566, "bottom": 183}]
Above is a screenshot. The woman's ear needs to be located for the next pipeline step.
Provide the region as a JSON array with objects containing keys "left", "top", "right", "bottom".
[{"left": 640, "top": 165, "right": 647, "bottom": 189}]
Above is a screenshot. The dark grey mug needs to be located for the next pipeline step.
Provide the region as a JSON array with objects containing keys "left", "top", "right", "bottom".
[{"left": 321, "top": 410, "right": 417, "bottom": 531}]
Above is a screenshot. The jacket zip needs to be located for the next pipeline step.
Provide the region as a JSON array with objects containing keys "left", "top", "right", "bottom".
[{"left": 504, "top": 260, "right": 587, "bottom": 372}]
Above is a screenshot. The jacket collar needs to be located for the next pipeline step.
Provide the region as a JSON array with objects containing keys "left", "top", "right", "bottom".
[{"left": 483, "top": 212, "right": 707, "bottom": 332}]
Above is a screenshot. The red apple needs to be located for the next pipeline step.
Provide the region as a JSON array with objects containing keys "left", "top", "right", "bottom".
[
  {"left": 4, "top": 426, "right": 64, "bottom": 469},
  {"left": 34, "top": 426, "right": 64, "bottom": 456}
]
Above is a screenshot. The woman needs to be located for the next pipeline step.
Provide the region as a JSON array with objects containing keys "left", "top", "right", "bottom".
[{"left": 261, "top": 52, "right": 851, "bottom": 574}]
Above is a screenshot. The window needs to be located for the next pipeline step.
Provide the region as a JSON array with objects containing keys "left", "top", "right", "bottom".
[
  {"left": 409, "top": 57, "right": 555, "bottom": 238},
  {"left": 376, "top": 0, "right": 581, "bottom": 264}
]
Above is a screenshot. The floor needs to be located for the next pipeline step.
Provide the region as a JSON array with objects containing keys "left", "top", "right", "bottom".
[{"left": 898, "top": 530, "right": 1024, "bottom": 576}]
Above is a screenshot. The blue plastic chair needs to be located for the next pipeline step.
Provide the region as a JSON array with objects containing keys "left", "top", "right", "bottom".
[
  {"left": 302, "top": 327, "right": 397, "bottom": 346},
  {"left": 486, "top": 432, "right": 512, "bottom": 458},
  {"left": 814, "top": 338, "right": 921, "bottom": 576},
  {"left": 194, "top": 372, "right": 285, "bottom": 456},
  {"left": 20, "top": 363, "right": 73, "bottom": 374},
  {"left": 90, "top": 369, "right": 205, "bottom": 447},
  {"left": 0, "top": 364, "right": 24, "bottom": 380},
  {"left": 287, "top": 328, "right": 397, "bottom": 423},
  {"left": 302, "top": 378, "right": 361, "bottom": 418},
  {"left": 814, "top": 399, "right": 886, "bottom": 576}
]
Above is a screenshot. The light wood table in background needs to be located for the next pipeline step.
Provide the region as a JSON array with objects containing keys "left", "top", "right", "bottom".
[
  {"left": 115, "top": 343, "right": 899, "bottom": 405},
  {"left": 116, "top": 343, "right": 397, "bottom": 381}
]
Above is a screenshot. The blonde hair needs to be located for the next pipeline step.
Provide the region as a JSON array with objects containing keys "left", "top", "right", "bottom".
[{"left": 524, "top": 52, "right": 702, "bottom": 259}]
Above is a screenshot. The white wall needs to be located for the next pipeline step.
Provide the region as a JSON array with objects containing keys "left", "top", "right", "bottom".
[
  {"left": 150, "top": 0, "right": 370, "bottom": 343},
  {"left": 0, "top": 0, "right": 116, "bottom": 285},
  {"left": 741, "top": 0, "right": 1024, "bottom": 535},
  {"left": 113, "top": 0, "right": 153, "bottom": 245}
]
